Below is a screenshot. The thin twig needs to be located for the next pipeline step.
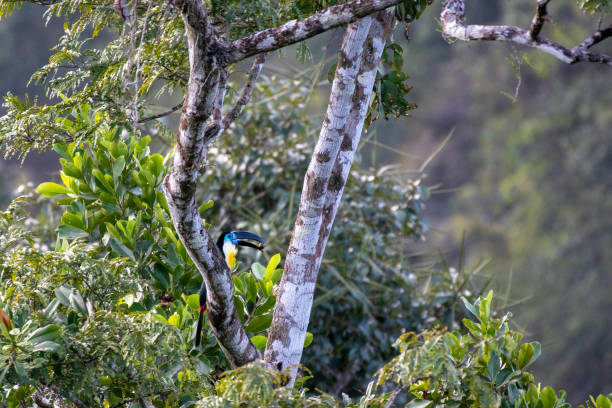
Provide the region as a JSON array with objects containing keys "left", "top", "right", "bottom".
[
  {"left": 221, "top": 53, "right": 266, "bottom": 130},
  {"left": 138, "top": 101, "right": 183, "bottom": 123},
  {"left": 203, "top": 54, "right": 265, "bottom": 143}
]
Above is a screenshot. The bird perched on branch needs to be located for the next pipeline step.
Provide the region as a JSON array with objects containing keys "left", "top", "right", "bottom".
[{"left": 194, "top": 231, "right": 265, "bottom": 348}]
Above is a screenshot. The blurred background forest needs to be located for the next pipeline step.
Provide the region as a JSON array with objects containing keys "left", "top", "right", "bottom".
[{"left": 1, "top": 0, "right": 610, "bottom": 404}]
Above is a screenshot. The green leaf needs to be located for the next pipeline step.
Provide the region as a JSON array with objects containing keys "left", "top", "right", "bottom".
[
  {"left": 245, "top": 313, "right": 273, "bottom": 333},
  {"left": 112, "top": 155, "right": 126, "bottom": 183},
  {"left": 304, "top": 332, "right": 313, "bottom": 348},
  {"left": 327, "top": 63, "right": 337, "bottom": 83},
  {"left": 32, "top": 340, "right": 61, "bottom": 353},
  {"left": 54, "top": 286, "right": 72, "bottom": 307},
  {"left": 265, "top": 253, "right": 281, "bottom": 281},
  {"left": 517, "top": 343, "right": 535, "bottom": 369},
  {"left": 147, "top": 153, "right": 165, "bottom": 179},
  {"left": 69, "top": 290, "right": 88, "bottom": 316},
  {"left": 234, "top": 296, "right": 245, "bottom": 322},
  {"left": 251, "top": 262, "right": 266, "bottom": 280},
  {"left": 479, "top": 289, "right": 493, "bottom": 322},
  {"left": 250, "top": 335, "right": 267, "bottom": 350},
  {"left": 461, "top": 296, "right": 480, "bottom": 320},
  {"left": 198, "top": 199, "right": 214, "bottom": 213},
  {"left": 27, "top": 324, "right": 61, "bottom": 345},
  {"left": 540, "top": 386, "right": 557, "bottom": 408},
  {"left": 152, "top": 263, "right": 170, "bottom": 289},
  {"left": 525, "top": 384, "right": 539, "bottom": 405},
  {"left": 183, "top": 293, "right": 200, "bottom": 312},
  {"left": 109, "top": 238, "right": 135, "bottom": 261},
  {"left": 487, "top": 350, "right": 500, "bottom": 379},
  {"left": 36, "top": 182, "right": 70, "bottom": 197},
  {"left": 57, "top": 224, "right": 89, "bottom": 239},
  {"left": 508, "top": 382, "right": 520, "bottom": 404},
  {"left": 246, "top": 274, "right": 258, "bottom": 302},
  {"left": 596, "top": 395, "right": 612, "bottom": 408},
  {"left": 233, "top": 275, "right": 245, "bottom": 295}
]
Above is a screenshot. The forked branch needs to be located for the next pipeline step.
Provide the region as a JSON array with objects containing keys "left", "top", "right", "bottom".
[{"left": 441, "top": 0, "right": 612, "bottom": 66}]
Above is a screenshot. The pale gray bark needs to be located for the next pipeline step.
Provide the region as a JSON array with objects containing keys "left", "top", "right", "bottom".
[
  {"left": 225, "top": 0, "right": 405, "bottom": 64},
  {"left": 441, "top": 0, "right": 612, "bottom": 66},
  {"left": 263, "top": 10, "right": 394, "bottom": 379},
  {"left": 163, "top": 0, "right": 403, "bottom": 368},
  {"left": 164, "top": 0, "right": 261, "bottom": 367}
]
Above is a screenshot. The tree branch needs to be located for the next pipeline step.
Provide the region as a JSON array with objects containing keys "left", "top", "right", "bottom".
[
  {"left": 225, "top": 0, "right": 404, "bottom": 64},
  {"left": 163, "top": 0, "right": 260, "bottom": 367},
  {"left": 529, "top": 0, "right": 549, "bottom": 40},
  {"left": 137, "top": 101, "right": 183, "bottom": 124},
  {"left": 166, "top": 0, "right": 219, "bottom": 50},
  {"left": 264, "top": 10, "right": 394, "bottom": 381},
  {"left": 577, "top": 25, "right": 612, "bottom": 51},
  {"left": 221, "top": 54, "right": 266, "bottom": 131},
  {"left": 203, "top": 54, "right": 266, "bottom": 143},
  {"left": 441, "top": 0, "right": 612, "bottom": 66}
]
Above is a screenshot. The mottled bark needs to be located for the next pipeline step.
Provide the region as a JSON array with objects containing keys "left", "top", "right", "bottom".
[
  {"left": 226, "top": 0, "right": 404, "bottom": 64},
  {"left": 441, "top": 0, "right": 612, "bottom": 66},
  {"left": 263, "top": 10, "right": 394, "bottom": 379},
  {"left": 163, "top": 0, "right": 261, "bottom": 367}
]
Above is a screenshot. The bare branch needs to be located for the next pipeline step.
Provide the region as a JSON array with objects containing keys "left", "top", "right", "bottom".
[
  {"left": 577, "top": 25, "right": 612, "bottom": 51},
  {"left": 529, "top": 0, "right": 550, "bottom": 40},
  {"left": 221, "top": 54, "right": 266, "bottom": 130},
  {"left": 441, "top": 0, "right": 612, "bottom": 66},
  {"left": 225, "top": 0, "right": 405, "bottom": 64},
  {"left": 203, "top": 54, "right": 265, "bottom": 142}
]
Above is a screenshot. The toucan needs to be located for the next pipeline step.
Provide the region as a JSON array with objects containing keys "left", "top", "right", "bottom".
[{"left": 194, "top": 231, "right": 265, "bottom": 348}]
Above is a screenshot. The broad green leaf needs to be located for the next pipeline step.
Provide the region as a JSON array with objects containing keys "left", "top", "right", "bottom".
[
  {"left": 109, "top": 238, "right": 135, "bottom": 261},
  {"left": 152, "top": 263, "right": 170, "bottom": 289},
  {"left": 27, "top": 324, "right": 61, "bottom": 345},
  {"left": 233, "top": 275, "right": 244, "bottom": 295},
  {"left": 69, "top": 290, "right": 88, "bottom": 316},
  {"left": 251, "top": 262, "right": 266, "bottom": 280},
  {"left": 36, "top": 182, "right": 70, "bottom": 197},
  {"left": 148, "top": 153, "right": 165, "bottom": 179},
  {"left": 518, "top": 342, "right": 535, "bottom": 369},
  {"left": 168, "top": 314, "right": 180, "bottom": 328},
  {"left": 540, "top": 386, "right": 557, "bottom": 408},
  {"left": 265, "top": 253, "right": 281, "bottom": 281},
  {"left": 32, "top": 341, "right": 61, "bottom": 353},
  {"left": 183, "top": 293, "right": 200, "bottom": 312},
  {"left": 112, "top": 155, "right": 126, "bottom": 182},
  {"left": 246, "top": 274, "right": 258, "bottom": 302},
  {"left": 596, "top": 395, "right": 612, "bottom": 408},
  {"left": 250, "top": 335, "right": 267, "bottom": 350},
  {"left": 304, "top": 332, "right": 313, "bottom": 347},
  {"left": 245, "top": 313, "right": 273, "bottom": 333},
  {"left": 57, "top": 224, "right": 89, "bottom": 239},
  {"left": 54, "top": 286, "right": 72, "bottom": 307}
]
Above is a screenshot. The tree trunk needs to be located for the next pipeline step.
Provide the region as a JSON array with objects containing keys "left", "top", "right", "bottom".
[{"left": 264, "top": 10, "right": 394, "bottom": 379}]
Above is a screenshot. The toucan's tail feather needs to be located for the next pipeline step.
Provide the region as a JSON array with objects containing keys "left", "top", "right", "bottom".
[{"left": 195, "top": 281, "right": 207, "bottom": 348}]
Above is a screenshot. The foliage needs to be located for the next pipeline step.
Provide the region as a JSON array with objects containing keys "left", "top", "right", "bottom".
[{"left": 577, "top": 0, "right": 612, "bottom": 13}]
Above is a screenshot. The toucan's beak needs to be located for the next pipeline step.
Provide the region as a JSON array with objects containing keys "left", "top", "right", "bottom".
[{"left": 231, "top": 231, "right": 265, "bottom": 250}]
